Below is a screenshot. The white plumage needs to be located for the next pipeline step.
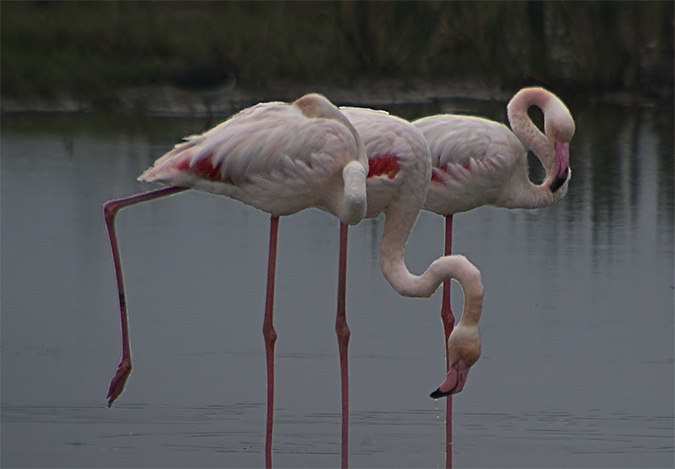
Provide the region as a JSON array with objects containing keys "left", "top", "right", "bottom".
[
  {"left": 414, "top": 87, "right": 575, "bottom": 215},
  {"left": 342, "top": 107, "right": 484, "bottom": 398},
  {"left": 140, "top": 94, "right": 368, "bottom": 224}
]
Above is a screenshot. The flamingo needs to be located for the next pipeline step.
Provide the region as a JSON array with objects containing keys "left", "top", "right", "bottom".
[
  {"left": 413, "top": 86, "right": 575, "bottom": 392},
  {"left": 413, "top": 87, "right": 574, "bottom": 467},
  {"left": 415, "top": 87, "right": 575, "bottom": 216},
  {"left": 102, "top": 93, "right": 368, "bottom": 468},
  {"left": 341, "top": 106, "right": 485, "bottom": 394}
]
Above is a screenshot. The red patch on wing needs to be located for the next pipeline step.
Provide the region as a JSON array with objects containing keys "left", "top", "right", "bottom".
[
  {"left": 174, "top": 158, "right": 190, "bottom": 172},
  {"left": 368, "top": 155, "right": 399, "bottom": 179},
  {"left": 175, "top": 153, "right": 222, "bottom": 181}
]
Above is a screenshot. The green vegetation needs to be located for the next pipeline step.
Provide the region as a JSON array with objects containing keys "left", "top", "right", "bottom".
[{"left": 2, "top": 1, "right": 672, "bottom": 102}]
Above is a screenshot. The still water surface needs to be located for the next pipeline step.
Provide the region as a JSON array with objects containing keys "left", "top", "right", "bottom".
[{"left": 2, "top": 97, "right": 673, "bottom": 468}]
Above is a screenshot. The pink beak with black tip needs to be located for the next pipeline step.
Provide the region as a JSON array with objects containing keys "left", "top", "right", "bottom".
[
  {"left": 430, "top": 359, "right": 471, "bottom": 399},
  {"left": 549, "top": 141, "right": 570, "bottom": 193}
]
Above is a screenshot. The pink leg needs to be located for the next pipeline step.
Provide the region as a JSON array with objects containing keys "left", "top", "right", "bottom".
[
  {"left": 335, "top": 222, "right": 350, "bottom": 469},
  {"left": 441, "top": 214, "right": 455, "bottom": 468},
  {"left": 263, "top": 216, "right": 279, "bottom": 469},
  {"left": 104, "top": 186, "right": 186, "bottom": 407}
]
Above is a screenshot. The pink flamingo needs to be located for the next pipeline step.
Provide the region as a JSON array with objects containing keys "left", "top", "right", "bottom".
[
  {"left": 102, "top": 93, "right": 368, "bottom": 469},
  {"left": 342, "top": 106, "right": 485, "bottom": 388},
  {"left": 413, "top": 87, "right": 575, "bottom": 466},
  {"left": 270, "top": 106, "right": 484, "bottom": 468}
]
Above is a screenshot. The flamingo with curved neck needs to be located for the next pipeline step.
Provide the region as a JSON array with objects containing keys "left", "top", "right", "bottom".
[
  {"left": 415, "top": 86, "right": 576, "bottom": 216},
  {"left": 411, "top": 87, "right": 575, "bottom": 369},
  {"left": 411, "top": 88, "right": 575, "bottom": 462},
  {"left": 342, "top": 107, "right": 485, "bottom": 398}
]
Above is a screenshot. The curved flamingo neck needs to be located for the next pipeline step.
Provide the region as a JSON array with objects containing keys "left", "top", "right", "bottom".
[
  {"left": 507, "top": 88, "right": 555, "bottom": 174},
  {"left": 501, "top": 176, "right": 563, "bottom": 210},
  {"left": 294, "top": 93, "right": 369, "bottom": 226},
  {"left": 454, "top": 279, "right": 482, "bottom": 327},
  {"left": 505, "top": 88, "right": 574, "bottom": 207},
  {"left": 340, "top": 161, "right": 368, "bottom": 225},
  {"left": 378, "top": 207, "right": 484, "bottom": 319}
]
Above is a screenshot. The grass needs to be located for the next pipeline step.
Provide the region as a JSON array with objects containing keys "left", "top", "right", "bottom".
[{"left": 1, "top": 1, "right": 672, "bottom": 102}]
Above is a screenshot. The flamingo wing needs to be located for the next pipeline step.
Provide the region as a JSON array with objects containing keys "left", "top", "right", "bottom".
[
  {"left": 416, "top": 115, "right": 522, "bottom": 176},
  {"left": 342, "top": 107, "right": 431, "bottom": 218},
  {"left": 140, "top": 101, "right": 365, "bottom": 217},
  {"left": 414, "top": 114, "right": 525, "bottom": 214}
]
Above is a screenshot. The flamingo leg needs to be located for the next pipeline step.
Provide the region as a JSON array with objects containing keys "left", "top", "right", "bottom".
[
  {"left": 441, "top": 214, "right": 455, "bottom": 468},
  {"left": 104, "top": 186, "right": 187, "bottom": 407},
  {"left": 335, "top": 222, "right": 350, "bottom": 469},
  {"left": 263, "top": 216, "right": 279, "bottom": 469},
  {"left": 441, "top": 215, "right": 456, "bottom": 353}
]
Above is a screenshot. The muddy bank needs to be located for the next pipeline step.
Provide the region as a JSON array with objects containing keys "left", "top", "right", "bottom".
[
  {"left": 0, "top": 80, "right": 507, "bottom": 117},
  {"left": 1, "top": 79, "right": 666, "bottom": 118}
]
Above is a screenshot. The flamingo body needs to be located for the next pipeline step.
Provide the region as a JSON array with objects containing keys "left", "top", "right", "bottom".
[
  {"left": 414, "top": 87, "right": 575, "bottom": 215},
  {"left": 341, "top": 107, "right": 484, "bottom": 396},
  {"left": 141, "top": 94, "right": 368, "bottom": 224},
  {"left": 341, "top": 107, "right": 431, "bottom": 219}
]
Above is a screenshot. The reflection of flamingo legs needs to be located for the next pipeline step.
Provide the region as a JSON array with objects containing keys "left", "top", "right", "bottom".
[
  {"left": 263, "top": 216, "right": 279, "bottom": 469},
  {"left": 336, "top": 222, "right": 350, "bottom": 469}
]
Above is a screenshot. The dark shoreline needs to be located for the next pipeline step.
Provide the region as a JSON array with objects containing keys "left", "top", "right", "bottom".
[{"left": 1, "top": 79, "right": 670, "bottom": 118}]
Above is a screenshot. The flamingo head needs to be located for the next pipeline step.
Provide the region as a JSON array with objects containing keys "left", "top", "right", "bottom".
[
  {"left": 430, "top": 324, "right": 481, "bottom": 399},
  {"left": 294, "top": 93, "right": 369, "bottom": 170},
  {"left": 294, "top": 93, "right": 353, "bottom": 124},
  {"left": 430, "top": 359, "right": 471, "bottom": 398}
]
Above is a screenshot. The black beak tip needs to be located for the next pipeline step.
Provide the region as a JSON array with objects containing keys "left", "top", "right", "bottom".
[
  {"left": 550, "top": 173, "right": 568, "bottom": 193},
  {"left": 430, "top": 388, "right": 447, "bottom": 399}
]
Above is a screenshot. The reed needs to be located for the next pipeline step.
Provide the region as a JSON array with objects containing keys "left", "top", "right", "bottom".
[{"left": 2, "top": 1, "right": 672, "bottom": 101}]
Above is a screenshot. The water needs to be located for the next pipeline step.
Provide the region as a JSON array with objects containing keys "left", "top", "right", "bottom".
[{"left": 2, "top": 97, "right": 673, "bottom": 468}]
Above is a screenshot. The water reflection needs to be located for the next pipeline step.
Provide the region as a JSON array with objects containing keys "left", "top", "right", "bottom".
[
  {"left": 2, "top": 403, "right": 670, "bottom": 467},
  {"left": 1, "top": 96, "right": 673, "bottom": 468}
]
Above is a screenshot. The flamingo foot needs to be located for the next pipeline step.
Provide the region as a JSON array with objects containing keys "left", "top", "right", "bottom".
[
  {"left": 430, "top": 359, "right": 470, "bottom": 399},
  {"left": 106, "top": 359, "right": 132, "bottom": 407}
]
